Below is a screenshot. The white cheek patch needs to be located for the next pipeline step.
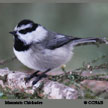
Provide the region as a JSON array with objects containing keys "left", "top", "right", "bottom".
[{"left": 18, "top": 26, "right": 48, "bottom": 44}]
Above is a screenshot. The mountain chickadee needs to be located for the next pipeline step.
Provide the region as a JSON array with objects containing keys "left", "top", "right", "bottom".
[{"left": 10, "top": 19, "right": 105, "bottom": 85}]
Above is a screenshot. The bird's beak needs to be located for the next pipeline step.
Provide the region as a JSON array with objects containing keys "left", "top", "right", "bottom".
[{"left": 9, "top": 31, "right": 16, "bottom": 35}]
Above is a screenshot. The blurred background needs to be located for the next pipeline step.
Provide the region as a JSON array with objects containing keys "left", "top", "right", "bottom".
[{"left": 0, "top": 3, "right": 108, "bottom": 73}]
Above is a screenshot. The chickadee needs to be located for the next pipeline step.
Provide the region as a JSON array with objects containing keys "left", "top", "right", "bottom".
[{"left": 10, "top": 19, "right": 105, "bottom": 85}]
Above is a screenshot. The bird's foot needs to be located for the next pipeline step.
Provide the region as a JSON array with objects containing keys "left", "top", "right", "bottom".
[
  {"left": 24, "top": 71, "right": 40, "bottom": 83},
  {"left": 32, "top": 74, "right": 47, "bottom": 85}
]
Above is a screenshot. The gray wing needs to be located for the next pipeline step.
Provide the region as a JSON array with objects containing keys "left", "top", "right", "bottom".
[{"left": 44, "top": 33, "right": 81, "bottom": 50}]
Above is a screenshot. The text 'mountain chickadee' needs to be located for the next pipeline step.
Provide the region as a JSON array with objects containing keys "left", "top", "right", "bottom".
[{"left": 9, "top": 19, "right": 106, "bottom": 85}]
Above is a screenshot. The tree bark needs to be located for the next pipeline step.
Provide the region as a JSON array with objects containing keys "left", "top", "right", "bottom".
[{"left": 0, "top": 68, "right": 78, "bottom": 99}]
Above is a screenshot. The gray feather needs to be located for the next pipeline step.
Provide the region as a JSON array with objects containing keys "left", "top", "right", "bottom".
[{"left": 41, "top": 31, "right": 81, "bottom": 50}]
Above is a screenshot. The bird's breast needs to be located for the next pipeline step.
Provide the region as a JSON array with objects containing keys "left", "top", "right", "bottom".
[{"left": 13, "top": 45, "right": 73, "bottom": 72}]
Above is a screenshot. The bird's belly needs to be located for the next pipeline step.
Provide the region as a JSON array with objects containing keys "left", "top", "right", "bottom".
[
  {"left": 13, "top": 46, "right": 73, "bottom": 72},
  {"left": 46, "top": 47, "right": 73, "bottom": 69}
]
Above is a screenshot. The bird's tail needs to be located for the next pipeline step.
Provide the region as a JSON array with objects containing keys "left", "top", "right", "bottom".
[{"left": 72, "top": 37, "right": 108, "bottom": 46}]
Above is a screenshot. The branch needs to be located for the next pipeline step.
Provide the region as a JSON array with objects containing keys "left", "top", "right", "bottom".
[
  {"left": 0, "top": 68, "right": 78, "bottom": 99},
  {"left": 0, "top": 56, "right": 16, "bottom": 65},
  {"left": 49, "top": 62, "right": 108, "bottom": 83}
]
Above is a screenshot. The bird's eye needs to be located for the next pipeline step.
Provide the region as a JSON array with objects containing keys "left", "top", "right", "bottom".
[{"left": 19, "top": 29, "right": 27, "bottom": 34}]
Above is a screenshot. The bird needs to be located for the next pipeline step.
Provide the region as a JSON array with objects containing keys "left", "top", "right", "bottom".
[{"left": 9, "top": 19, "right": 106, "bottom": 85}]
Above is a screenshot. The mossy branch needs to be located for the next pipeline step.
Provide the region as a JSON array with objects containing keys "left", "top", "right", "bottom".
[{"left": 0, "top": 68, "right": 78, "bottom": 99}]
